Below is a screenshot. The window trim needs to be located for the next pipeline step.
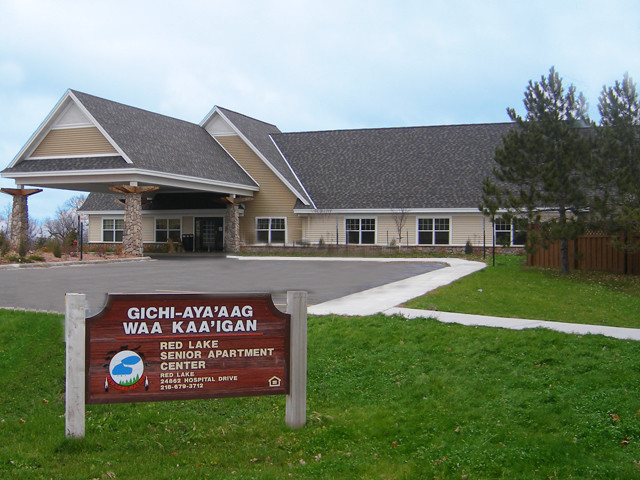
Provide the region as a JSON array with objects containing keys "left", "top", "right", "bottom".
[
  {"left": 345, "top": 217, "right": 377, "bottom": 245},
  {"left": 416, "top": 217, "right": 451, "bottom": 245},
  {"left": 154, "top": 216, "right": 182, "bottom": 243},
  {"left": 102, "top": 217, "right": 124, "bottom": 243},
  {"left": 255, "top": 217, "right": 287, "bottom": 244},
  {"left": 494, "top": 220, "right": 526, "bottom": 247}
]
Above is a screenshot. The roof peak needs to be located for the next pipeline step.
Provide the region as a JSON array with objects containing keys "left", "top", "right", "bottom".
[
  {"left": 214, "top": 106, "right": 280, "bottom": 130},
  {"left": 70, "top": 89, "right": 202, "bottom": 128}
]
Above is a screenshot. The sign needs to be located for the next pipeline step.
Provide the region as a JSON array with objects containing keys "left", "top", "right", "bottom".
[{"left": 85, "top": 293, "right": 290, "bottom": 404}]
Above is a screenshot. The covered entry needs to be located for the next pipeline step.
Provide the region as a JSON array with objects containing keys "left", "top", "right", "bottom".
[{"left": 1, "top": 90, "right": 259, "bottom": 255}]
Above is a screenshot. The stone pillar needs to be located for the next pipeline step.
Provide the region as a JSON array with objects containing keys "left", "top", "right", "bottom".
[
  {"left": 223, "top": 196, "right": 252, "bottom": 254},
  {"left": 224, "top": 203, "right": 240, "bottom": 253},
  {"left": 1, "top": 187, "right": 42, "bottom": 251},
  {"left": 109, "top": 185, "right": 158, "bottom": 256}
]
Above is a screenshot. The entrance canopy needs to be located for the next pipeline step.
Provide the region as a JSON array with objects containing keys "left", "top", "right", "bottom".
[
  {"left": 0, "top": 90, "right": 262, "bottom": 255},
  {"left": 1, "top": 90, "right": 259, "bottom": 199}
]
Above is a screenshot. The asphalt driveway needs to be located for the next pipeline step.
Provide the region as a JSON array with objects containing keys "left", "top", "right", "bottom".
[{"left": 0, "top": 255, "right": 444, "bottom": 315}]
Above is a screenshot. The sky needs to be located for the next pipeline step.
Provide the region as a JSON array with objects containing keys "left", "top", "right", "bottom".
[{"left": 1, "top": 0, "right": 639, "bottom": 221}]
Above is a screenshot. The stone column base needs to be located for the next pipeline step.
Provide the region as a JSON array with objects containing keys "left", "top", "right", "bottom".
[
  {"left": 1, "top": 188, "right": 42, "bottom": 251},
  {"left": 109, "top": 185, "right": 158, "bottom": 256},
  {"left": 224, "top": 203, "right": 240, "bottom": 253}
]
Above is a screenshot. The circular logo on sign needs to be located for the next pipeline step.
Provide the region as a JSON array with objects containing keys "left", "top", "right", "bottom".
[{"left": 109, "top": 350, "right": 144, "bottom": 388}]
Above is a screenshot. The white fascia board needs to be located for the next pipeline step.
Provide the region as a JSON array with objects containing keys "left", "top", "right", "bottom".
[
  {"left": 199, "top": 105, "right": 216, "bottom": 127},
  {"left": 67, "top": 91, "right": 133, "bottom": 164},
  {"left": 201, "top": 110, "right": 262, "bottom": 190},
  {"left": 212, "top": 109, "right": 310, "bottom": 205},
  {"left": 144, "top": 208, "right": 237, "bottom": 216},
  {"left": 2, "top": 168, "right": 259, "bottom": 196},
  {"left": 82, "top": 208, "right": 237, "bottom": 216},
  {"left": 294, "top": 207, "right": 483, "bottom": 215},
  {"left": 25, "top": 153, "right": 121, "bottom": 160},
  {"left": 80, "top": 210, "right": 124, "bottom": 215},
  {"left": 210, "top": 136, "right": 261, "bottom": 188},
  {"left": 8, "top": 90, "right": 72, "bottom": 168},
  {"left": 269, "top": 135, "right": 314, "bottom": 207},
  {"left": 8, "top": 90, "right": 132, "bottom": 168}
]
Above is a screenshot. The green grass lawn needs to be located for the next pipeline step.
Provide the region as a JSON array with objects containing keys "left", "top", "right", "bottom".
[
  {"left": 405, "top": 255, "right": 640, "bottom": 328},
  {"left": 2, "top": 309, "right": 640, "bottom": 479}
]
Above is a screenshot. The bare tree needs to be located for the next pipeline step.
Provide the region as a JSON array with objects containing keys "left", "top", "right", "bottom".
[
  {"left": 44, "top": 195, "right": 86, "bottom": 242},
  {"left": 28, "top": 218, "right": 44, "bottom": 245},
  {"left": 315, "top": 208, "right": 336, "bottom": 245},
  {"left": 0, "top": 203, "right": 10, "bottom": 236},
  {"left": 391, "top": 208, "right": 409, "bottom": 246}
]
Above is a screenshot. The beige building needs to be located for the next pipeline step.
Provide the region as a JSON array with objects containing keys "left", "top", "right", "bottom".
[{"left": 2, "top": 90, "right": 524, "bottom": 253}]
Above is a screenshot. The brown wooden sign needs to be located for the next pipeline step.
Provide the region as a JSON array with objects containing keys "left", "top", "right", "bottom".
[{"left": 85, "top": 293, "right": 290, "bottom": 404}]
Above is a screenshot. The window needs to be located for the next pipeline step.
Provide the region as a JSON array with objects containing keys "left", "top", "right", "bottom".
[
  {"left": 417, "top": 218, "right": 450, "bottom": 245},
  {"left": 256, "top": 217, "right": 286, "bottom": 244},
  {"left": 102, "top": 218, "right": 124, "bottom": 242},
  {"left": 495, "top": 220, "right": 526, "bottom": 246},
  {"left": 155, "top": 218, "right": 181, "bottom": 243},
  {"left": 346, "top": 218, "right": 376, "bottom": 244}
]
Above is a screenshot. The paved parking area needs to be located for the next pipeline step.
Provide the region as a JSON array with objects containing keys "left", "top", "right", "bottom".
[{"left": 0, "top": 255, "right": 446, "bottom": 315}]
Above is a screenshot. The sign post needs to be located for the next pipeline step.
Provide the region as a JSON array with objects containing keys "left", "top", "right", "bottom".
[
  {"left": 65, "top": 291, "right": 306, "bottom": 438},
  {"left": 286, "top": 291, "right": 307, "bottom": 428},
  {"left": 65, "top": 293, "right": 86, "bottom": 438}
]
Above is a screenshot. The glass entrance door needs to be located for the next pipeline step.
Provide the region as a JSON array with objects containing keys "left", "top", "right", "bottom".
[{"left": 195, "top": 217, "right": 224, "bottom": 251}]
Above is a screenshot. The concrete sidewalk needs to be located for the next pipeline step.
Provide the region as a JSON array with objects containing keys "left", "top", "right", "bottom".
[
  {"left": 306, "top": 257, "right": 640, "bottom": 341},
  {"left": 307, "top": 257, "right": 486, "bottom": 316},
  {"left": 386, "top": 308, "right": 640, "bottom": 341}
]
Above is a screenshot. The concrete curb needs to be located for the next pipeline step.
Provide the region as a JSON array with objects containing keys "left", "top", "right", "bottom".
[
  {"left": 228, "top": 255, "right": 452, "bottom": 263},
  {"left": 0, "top": 256, "right": 153, "bottom": 269}
]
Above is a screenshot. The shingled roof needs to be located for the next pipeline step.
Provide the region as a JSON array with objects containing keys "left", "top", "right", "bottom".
[
  {"left": 4, "top": 89, "right": 516, "bottom": 214},
  {"left": 215, "top": 107, "right": 312, "bottom": 205},
  {"left": 68, "top": 91, "right": 257, "bottom": 188},
  {"left": 271, "top": 123, "right": 514, "bottom": 210},
  {"left": 4, "top": 155, "right": 129, "bottom": 173}
]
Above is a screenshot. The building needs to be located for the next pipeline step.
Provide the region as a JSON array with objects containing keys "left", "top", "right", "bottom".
[{"left": 1, "top": 89, "right": 523, "bottom": 254}]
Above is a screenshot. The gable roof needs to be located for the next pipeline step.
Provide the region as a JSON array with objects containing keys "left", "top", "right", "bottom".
[
  {"left": 3, "top": 90, "right": 258, "bottom": 194},
  {"left": 208, "top": 107, "right": 313, "bottom": 206},
  {"left": 68, "top": 91, "right": 257, "bottom": 187},
  {"left": 271, "top": 122, "right": 515, "bottom": 211},
  {"left": 3, "top": 89, "right": 517, "bottom": 214}
]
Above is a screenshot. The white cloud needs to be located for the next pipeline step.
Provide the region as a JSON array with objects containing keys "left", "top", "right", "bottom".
[{"left": 1, "top": 0, "right": 640, "bottom": 218}]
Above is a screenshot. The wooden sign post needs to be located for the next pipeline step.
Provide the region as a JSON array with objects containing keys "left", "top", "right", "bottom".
[{"left": 65, "top": 292, "right": 307, "bottom": 438}]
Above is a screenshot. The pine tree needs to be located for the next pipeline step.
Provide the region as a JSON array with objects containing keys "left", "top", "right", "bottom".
[
  {"left": 591, "top": 73, "right": 640, "bottom": 262},
  {"left": 481, "top": 67, "right": 592, "bottom": 274}
]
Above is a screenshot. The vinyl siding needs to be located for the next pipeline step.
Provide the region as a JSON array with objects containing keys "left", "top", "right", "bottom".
[
  {"left": 86, "top": 214, "right": 155, "bottom": 243},
  {"left": 215, "top": 135, "right": 302, "bottom": 244},
  {"left": 377, "top": 215, "right": 416, "bottom": 245},
  {"left": 451, "top": 214, "right": 491, "bottom": 246},
  {"left": 142, "top": 216, "right": 155, "bottom": 243},
  {"left": 301, "top": 215, "right": 343, "bottom": 245},
  {"left": 30, "top": 127, "right": 117, "bottom": 157},
  {"left": 87, "top": 215, "right": 102, "bottom": 243},
  {"left": 302, "top": 213, "right": 491, "bottom": 246},
  {"left": 302, "top": 215, "right": 416, "bottom": 246}
]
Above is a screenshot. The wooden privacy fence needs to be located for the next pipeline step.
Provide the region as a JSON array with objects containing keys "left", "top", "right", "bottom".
[{"left": 527, "top": 234, "right": 640, "bottom": 274}]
